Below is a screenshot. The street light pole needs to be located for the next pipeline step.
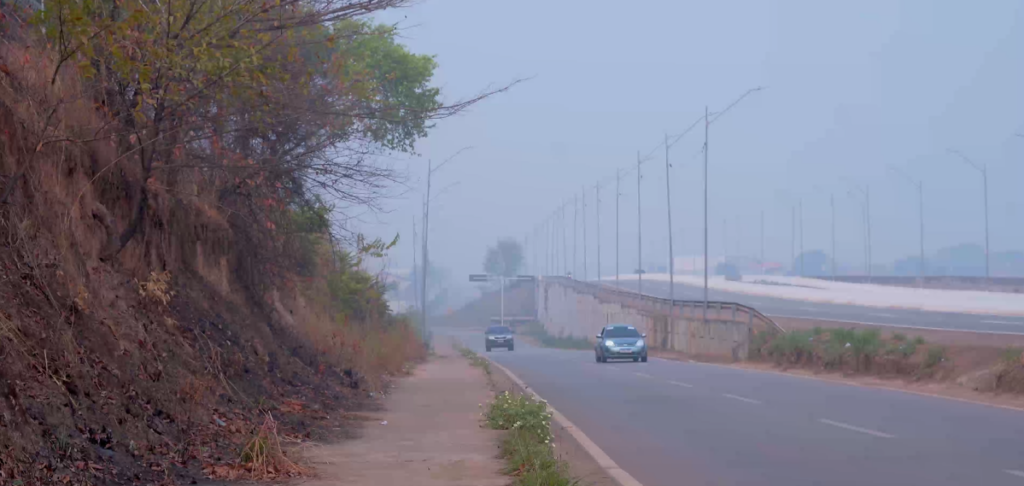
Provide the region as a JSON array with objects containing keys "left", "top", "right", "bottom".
[
  {"left": 703, "top": 106, "right": 709, "bottom": 322},
  {"left": 799, "top": 198, "right": 804, "bottom": 277},
  {"left": 596, "top": 183, "right": 601, "bottom": 282},
  {"left": 637, "top": 151, "right": 643, "bottom": 294},
  {"left": 949, "top": 149, "right": 990, "bottom": 278},
  {"left": 889, "top": 166, "right": 925, "bottom": 281},
  {"left": 664, "top": 132, "right": 675, "bottom": 306},
  {"left": 573, "top": 193, "right": 578, "bottom": 278},
  {"left": 616, "top": 169, "right": 622, "bottom": 283},
  {"left": 760, "top": 210, "right": 765, "bottom": 275},
  {"left": 583, "top": 187, "right": 588, "bottom": 281},
  {"left": 831, "top": 193, "right": 836, "bottom": 281}
]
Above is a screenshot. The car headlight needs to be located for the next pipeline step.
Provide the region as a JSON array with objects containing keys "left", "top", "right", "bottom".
[
  {"left": 604, "top": 339, "right": 615, "bottom": 347},
  {"left": 635, "top": 338, "right": 645, "bottom": 348}
]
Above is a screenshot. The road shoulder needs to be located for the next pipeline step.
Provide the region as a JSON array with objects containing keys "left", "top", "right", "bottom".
[
  {"left": 481, "top": 354, "right": 626, "bottom": 486},
  {"left": 299, "top": 339, "right": 506, "bottom": 486}
]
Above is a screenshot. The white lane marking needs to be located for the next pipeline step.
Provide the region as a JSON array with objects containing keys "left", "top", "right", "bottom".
[
  {"left": 669, "top": 380, "right": 694, "bottom": 388},
  {"left": 983, "top": 320, "right": 1024, "bottom": 325},
  {"left": 1004, "top": 470, "right": 1024, "bottom": 479},
  {"left": 634, "top": 372, "right": 654, "bottom": 378},
  {"left": 798, "top": 306, "right": 818, "bottom": 311},
  {"left": 869, "top": 312, "right": 896, "bottom": 318},
  {"left": 723, "top": 394, "right": 762, "bottom": 404},
  {"left": 818, "top": 419, "right": 895, "bottom": 438}
]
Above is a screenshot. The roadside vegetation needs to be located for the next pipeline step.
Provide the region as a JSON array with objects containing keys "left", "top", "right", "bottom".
[
  {"left": 0, "top": 0, "right": 507, "bottom": 481},
  {"left": 522, "top": 321, "right": 592, "bottom": 350},
  {"left": 485, "top": 391, "right": 577, "bottom": 486},
  {"left": 751, "top": 327, "right": 950, "bottom": 377}
]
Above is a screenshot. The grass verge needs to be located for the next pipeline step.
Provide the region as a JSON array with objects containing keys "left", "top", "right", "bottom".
[
  {"left": 459, "top": 346, "right": 492, "bottom": 377},
  {"left": 521, "top": 321, "right": 592, "bottom": 350},
  {"left": 485, "top": 391, "right": 578, "bottom": 486}
]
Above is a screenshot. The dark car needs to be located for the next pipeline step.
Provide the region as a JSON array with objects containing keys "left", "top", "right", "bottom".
[
  {"left": 485, "top": 325, "right": 514, "bottom": 352},
  {"left": 595, "top": 324, "right": 647, "bottom": 363}
]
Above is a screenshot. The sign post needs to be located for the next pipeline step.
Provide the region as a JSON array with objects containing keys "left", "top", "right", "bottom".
[{"left": 469, "top": 274, "right": 535, "bottom": 326}]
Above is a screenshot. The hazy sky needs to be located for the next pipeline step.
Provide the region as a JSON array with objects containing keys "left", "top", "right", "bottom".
[{"left": 363, "top": 0, "right": 1024, "bottom": 289}]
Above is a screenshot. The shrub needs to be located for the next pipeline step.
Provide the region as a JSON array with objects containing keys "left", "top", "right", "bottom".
[
  {"left": 924, "top": 346, "right": 947, "bottom": 368},
  {"left": 849, "top": 329, "right": 882, "bottom": 370},
  {"left": 891, "top": 332, "right": 906, "bottom": 342}
]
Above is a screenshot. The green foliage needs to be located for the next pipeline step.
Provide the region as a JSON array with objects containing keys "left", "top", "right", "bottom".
[
  {"left": 485, "top": 391, "right": 552, "bottom": 444},
  {"left": 500, "top": 430, "right": 578, "bottom": 486},
  {"left": 484, "top": 238, "right": 525, "bottom": 277},
  {"left": 330, "top": 19, "right": 441, "bottom": 152},
  {"left": 767, "top": 330, "right": 815, "bottom": 363},
  {"left": 1002, "top": 347, "right": 1023, "bottom": 365},
  {"left": 763, "top": 327, "right": 922, "bottom": 371},
  {"left": 913, "top": 336, "right": 926, "bottom": 346},
  {"left": 485, "top": 391, "right": 576, "bottom": 486},
  {"left": 924, "top": 346, "right": 947, "bottom": 368},
  {"left": 892, "top": 332, "right": 907, "bottom": 342}
]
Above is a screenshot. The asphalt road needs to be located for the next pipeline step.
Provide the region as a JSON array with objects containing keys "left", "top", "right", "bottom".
[
  {"left": 605, "top": 279, "right": 1024, "bottom": 335},
  {"left": 446, "top": 327, "right": 1024, "bottom": 486}
]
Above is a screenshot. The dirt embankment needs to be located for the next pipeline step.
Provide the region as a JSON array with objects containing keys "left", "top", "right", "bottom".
[{"left": 0, "top": 27, "right": 424, "bottom": 486}]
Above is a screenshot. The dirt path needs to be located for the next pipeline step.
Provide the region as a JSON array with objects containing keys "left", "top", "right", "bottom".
[{"left": 299, "top": 339, "right": 506, "bottom": 486}]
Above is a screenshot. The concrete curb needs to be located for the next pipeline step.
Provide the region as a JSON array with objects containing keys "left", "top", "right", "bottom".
[{"left": 484, "top": 358, "right": 644, "bottom": 486}]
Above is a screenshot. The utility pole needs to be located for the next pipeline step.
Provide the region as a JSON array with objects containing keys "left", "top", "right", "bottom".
[
  {"left": 420, "top": 162, "right": 431, "bottom": 340},
  {"left": 582, "top": 187, "right": 588, "bottom": 281},
  {"left": 664, "top": 132, "right": 675, "bottom": 306},
  {"left": 702, "top": 106, "right": 709, "bottom": 323},
  {"left": 412, "top": 216, "right": 419, "bottom": 312},
  {"left": 949, "top": 150, "right": 990, "bottom": 278},
  {"left": 596, "top": 183, "right": 601, "bottom": 282},
  {"left": 637, "top": 151, "right": 642, "bottom": 294},
  {"left": 831, "top": 193, "right": 836, "bottom": 281}
]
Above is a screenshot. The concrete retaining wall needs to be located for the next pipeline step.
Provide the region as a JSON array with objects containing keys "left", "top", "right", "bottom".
[{"left": 536, "top": 277, "right": 780, "bottom": 361}]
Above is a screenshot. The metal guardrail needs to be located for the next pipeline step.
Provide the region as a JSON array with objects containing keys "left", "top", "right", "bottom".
[{"left": 541, "top": 276, "right": 785, "bottom": 334}]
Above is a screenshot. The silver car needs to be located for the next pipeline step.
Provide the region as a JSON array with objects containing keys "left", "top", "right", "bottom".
[
  {"left": 485, "top": 325, "right": 514, "bottom": 352},
  {"left": 595, "top": 324, "right": 647, "bottom": 363}
]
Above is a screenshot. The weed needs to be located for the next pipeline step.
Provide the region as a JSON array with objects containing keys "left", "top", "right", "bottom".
[
  {"left": 767, "top": 330, "right": 814, "bottom": 364},
  {"left": 1001, "top": 347, "right": 1023, "bottom": 366},
  {"left": 891, "top": 332, "right": 906, "bottom": 342},
  {"left": 485, "top": 391, "right": 576, "bottom": 486},
  {"left": 849, "top": 328, "right": 881, "bottom": 371},
  {"left": 500, "top": 429, "right": 578, "bottom": 486},
  {"left": 924, "top": 346, "right": 947, "bottom": 368},
  {"left": 812, "top": 326, "right": 824, "bottom": 336},
  {"left": 913, "top": 336, "right": 926, "bottom": 346},
  {"left": 459, "top": 347, "right": 491, "bottom": 376},
  {"left": 238, "top": 413, "right": 305, "bottom": 479},
  {"left": 137, "top": 270, "right": 174, "bottom": 306}
]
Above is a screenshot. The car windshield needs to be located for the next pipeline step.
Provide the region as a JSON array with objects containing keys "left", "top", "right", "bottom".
[
  {"left": 486, "top": 326, "right": 511, "bottom": 334},
  {"left": 603, "top": 327, "right": 640, "bottom": 338}
]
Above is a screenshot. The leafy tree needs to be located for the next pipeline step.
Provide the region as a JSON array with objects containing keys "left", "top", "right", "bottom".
[
  {"left": 483, "top": 239, "right": 524, "bottom": 277},
  {"left": 26, "top": 0, "right": 512, "bottom": 270}
]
